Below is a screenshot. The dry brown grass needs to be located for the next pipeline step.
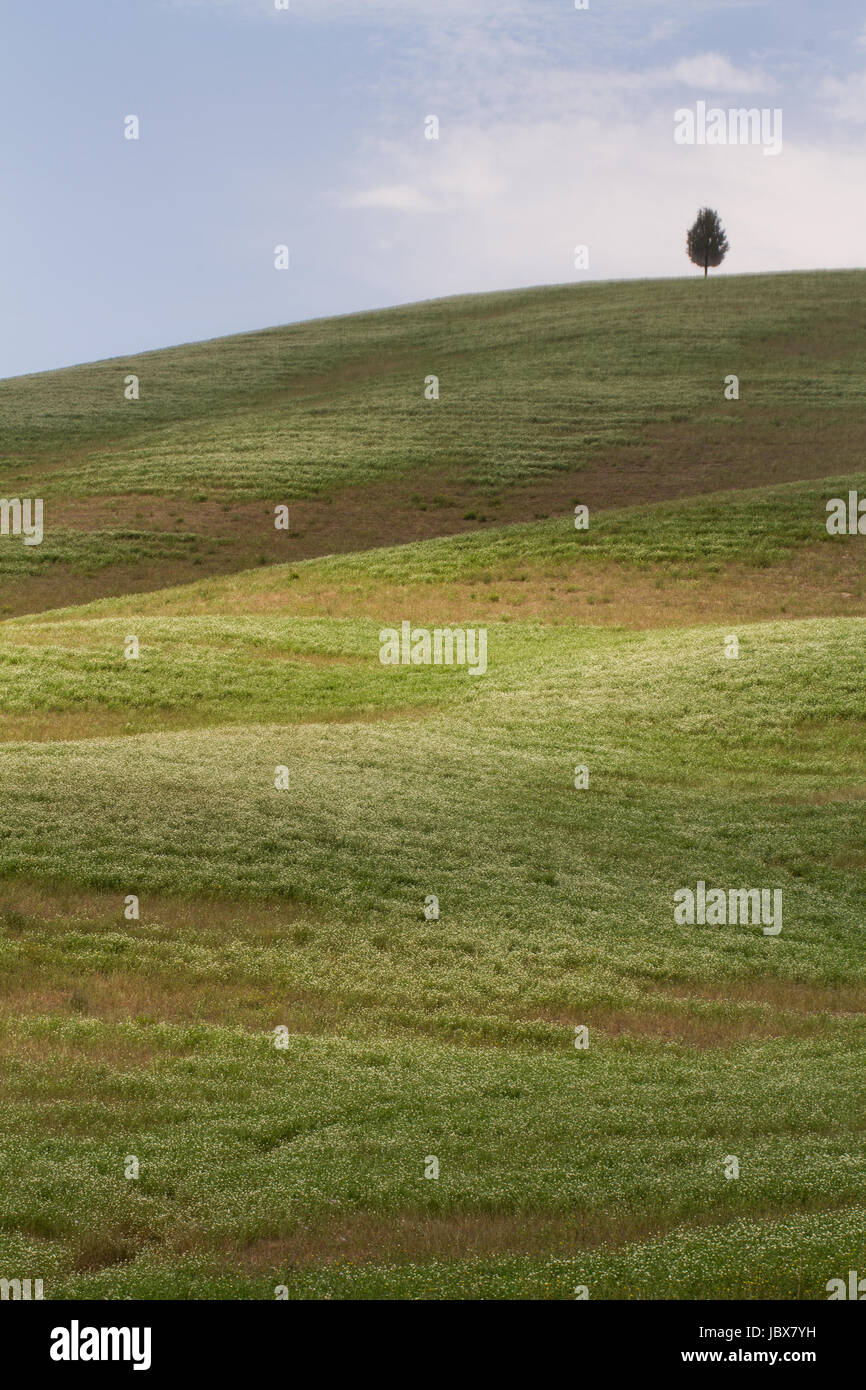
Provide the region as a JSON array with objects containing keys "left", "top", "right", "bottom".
[
  {"left": 4, "top": 403, "right": 864, "bottom": 618},
  {"left": 0, "top": 978, "right": 357, "bottom": 1039},
  {"left": 212, "top": 1197, "right": 860, "bottom": 1269},
  {"left": 0, "top": 878, "right": 311, "bottom": 933},
  {"left": 0, "top": 701, "right": 435, "bottom": 745},
  {"left": 78, "top": 538, "right": 861, "bottom": 631},
  {"left": 649, "top": 976, "right": 866, "bottom": 1015},
  {"left": 0, "top": 1020, "right": 180, "bottom": 1068},
  {"left": 23, "top": 1197, "right": 857, "bottom": 1276},
  {"left": 522, "top": 1003, "right": 825, "bottom": 1047},
  {"left": 1, "top": 882, "right": 861, "bottom": 1056}
]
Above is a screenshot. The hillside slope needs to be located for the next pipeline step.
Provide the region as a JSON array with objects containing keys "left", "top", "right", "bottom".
[
  {"left": 1, "top": 269, "right": 864, "bottom": 615},
  {"left": 0, "top": 273, "right": 864, "bottom": 1300}
]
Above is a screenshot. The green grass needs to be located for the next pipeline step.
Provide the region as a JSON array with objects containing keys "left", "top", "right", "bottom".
[
  {"left": 1, "top": 617, "right": 864, "bottom": 994},
  {"left": 9, "top": 1206, "right": 866, "bottom": 1300},
  {"left": 0, "top": 1018, "right": 864, "bottom": 1299},
  {"left": 13, "top": 467, "right": 855, "bottom": 618},
  {"left": 0, "top": 529, "right": 226, "bottom": 581},
  {"left": 1, "top": 273, "right": 864, "bottom": 1299},
  {"left": 1, "top": 271, "right": 865, "bottom": 609},
  {"left": 5, "top": 271, "right": 864, "bottom": 499},
  {"left": 1, "top": 612, "right": 864, "bottom": 1296},
  {"left": 206, "top": 471, "right": 866, "bottom": 584}
]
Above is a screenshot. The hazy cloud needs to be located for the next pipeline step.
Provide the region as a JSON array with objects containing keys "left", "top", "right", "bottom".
[
  {"left": 819, "top": 71, "right": 866, "bottom": 124},
  {"left": 669, "top": 52, "right": 773, "bottom": 92}
]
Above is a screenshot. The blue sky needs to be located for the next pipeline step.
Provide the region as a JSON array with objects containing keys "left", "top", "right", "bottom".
[{"left": 1, "top": 0, "right": 864, "bottom": 378}]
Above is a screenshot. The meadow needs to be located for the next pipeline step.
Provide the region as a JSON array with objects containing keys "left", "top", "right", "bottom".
[
  {"left": 1, "top": 268, "right": 864, "bottom": 616},
  {"left": 0, "top": 271, "right": 864, "bottom": 1298}
]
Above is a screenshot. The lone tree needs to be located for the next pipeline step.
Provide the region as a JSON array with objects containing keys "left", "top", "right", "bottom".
[{"left": 687, "top": 207, "right": 729, "bottom": 277}]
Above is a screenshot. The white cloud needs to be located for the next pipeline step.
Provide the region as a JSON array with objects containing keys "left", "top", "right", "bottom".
[
  {"left": 670, "top": 52, "right": 772, "bottom": 92},
  {"left": 341, "top": 184, "right": 435, "bottom": 212},
  {"left": 163, "top": 0, "right": 863, "bottom": 303},
  {"left": 335, "top": 107, "right": 866, "bottom": 305},
  {"left": 324, "top": 7, "right": 864, "bottom": 300},
  {"left": 164, "top": 0, "right": 770, "bottom": 37},
  {"left": 162, "top": 0, "right": 529, "bottom": 18},
  {"left": 818, "top": 71, "right": 866, "bottom": 123}
]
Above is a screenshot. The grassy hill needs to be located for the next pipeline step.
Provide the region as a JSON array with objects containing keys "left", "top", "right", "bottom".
[
  {"left": 1, "top": 269, "right": 864, "bottom": 615},
  {"left": 0, "top": 272, "right": 864, "bottom": 1299}
]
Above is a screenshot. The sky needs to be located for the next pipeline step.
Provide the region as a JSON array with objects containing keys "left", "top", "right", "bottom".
[{"left": 1, "top": 0, "right": 864, "bottom": 378}]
